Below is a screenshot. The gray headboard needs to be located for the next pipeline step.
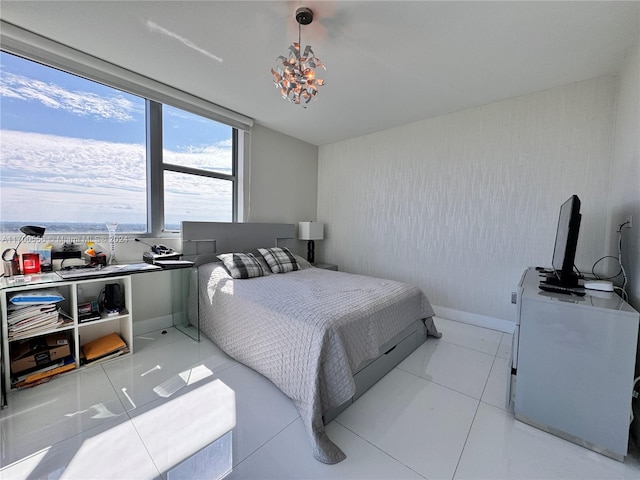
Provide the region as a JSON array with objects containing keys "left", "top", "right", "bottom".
[{"left": 181, "top": 221, "right": 296, "bottom": 264}]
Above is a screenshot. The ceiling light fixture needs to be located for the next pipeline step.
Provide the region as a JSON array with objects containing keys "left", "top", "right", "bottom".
[{"left": 271, "top": 7, "right": 326, "bottom": 107}]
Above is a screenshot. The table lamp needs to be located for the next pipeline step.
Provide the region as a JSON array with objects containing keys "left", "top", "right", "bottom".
[
  {"left": 298, "top": 222, "right": 324, "bottom": 263},
  {"left": 2, "top": 225, "right": 46, "bottom": 276}
]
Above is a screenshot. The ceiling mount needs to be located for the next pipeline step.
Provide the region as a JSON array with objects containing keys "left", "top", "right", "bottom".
[{"left": 295, "top": 7, "right": 313, "bottom": 26}]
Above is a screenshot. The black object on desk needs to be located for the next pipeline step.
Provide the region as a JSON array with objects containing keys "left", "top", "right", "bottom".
[{"left": 539, "top": 281, "right": 586, "bottom": 296}]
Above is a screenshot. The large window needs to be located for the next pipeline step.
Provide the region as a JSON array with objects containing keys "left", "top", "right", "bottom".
[
  {"left": 0, "top": 51, "right": 237, "bottom": 234},
  {"left": 162, "top": 105, "right": 235, "bottom": 230}
]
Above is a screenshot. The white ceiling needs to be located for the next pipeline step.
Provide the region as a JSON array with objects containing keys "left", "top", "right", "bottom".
[{"left": 1, "top": 1, "right": 638, "bottom": 146}]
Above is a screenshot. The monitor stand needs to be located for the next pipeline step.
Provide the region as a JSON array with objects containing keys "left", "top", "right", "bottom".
[
  {"left": 542, "top": 272, "right": 579, "bottom": 288},
  {"left": 539, "top": 272, "right": 584, "bottom": 296}
]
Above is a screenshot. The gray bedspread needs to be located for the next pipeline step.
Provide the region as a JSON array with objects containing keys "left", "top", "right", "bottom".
[{"left": 198, "top": 263, "right": 438, "bottom": 464}]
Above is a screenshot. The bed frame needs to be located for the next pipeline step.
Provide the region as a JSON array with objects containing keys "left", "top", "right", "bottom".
[{"left": 181, "top": 221, "right": 430, "bottom": 423}]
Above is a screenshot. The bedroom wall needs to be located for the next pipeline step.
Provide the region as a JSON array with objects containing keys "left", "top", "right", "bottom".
[
  {"left": 608, "top": 41, "right": 640, "bottom": 444},
  {"left": 607, "top": 41, "right": 640, "bottom": 311},
  {"left": 246, "top": 124, "right": 319, "bottom": 225},
  {"left": 317, "top": 76, "right": 618, "bottom": 326}
]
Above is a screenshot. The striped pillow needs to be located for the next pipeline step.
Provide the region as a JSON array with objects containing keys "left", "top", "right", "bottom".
[
  {"left": 217, "top": 253, "right": 265, "bottom": 279},
  {"left": 258, "top": 247, "right": 300, "bottom": 274}
]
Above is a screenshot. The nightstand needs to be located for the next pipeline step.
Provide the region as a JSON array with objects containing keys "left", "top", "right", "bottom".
[{"left": 313, "top": 262, "right": 338, "bottom": 271}]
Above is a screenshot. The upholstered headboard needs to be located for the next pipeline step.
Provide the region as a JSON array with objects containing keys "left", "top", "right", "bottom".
[{"left": 181, "top": 221, "right": 296, "bottom": 264}]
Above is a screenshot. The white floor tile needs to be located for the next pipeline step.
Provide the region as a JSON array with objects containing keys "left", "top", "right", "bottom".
[
  {"left": 0, "top": 415, "right": 161, "bottom": 480},
  {"left": 455, "top": 402, "right": 640, "bottom": 479},
  {"left": 481, "top": 356, "right": 510, "bottom": 410},
  {"left": 130, "top": 378, "right": 236, "bottom": 478},
  {"left": 215, "top": 363, "right": 300, "bottom": 466},
  {"left": 0, "top": 367, "right": 126, "bottom": 468},
  {"left": 496, "top": 332, "right": 513, "bottom": 359},
  {"left": 397, "top": 338, "right": 494, "bottom": 399},
  {"left": 133, "top": 327, "right": 187, "bottom": 354},
  {"left": 435, "top": 317, "right": 503, "bottom": 356},
  {"left": 102, "top": 332, "right": 236, "bottom": 411},
  {"left": 228, "top": 418, "right": 426, "bottom": 479},
  {"left": 336, "top": 368, "right": 478, "bottom": 480},
  {"left": 3, "top": 319, "right": 637, "bottom": 480}
]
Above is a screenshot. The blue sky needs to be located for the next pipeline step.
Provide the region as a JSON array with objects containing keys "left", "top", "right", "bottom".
[
  {"left": 0, "top": 51, "right": 232, "bottom": 149},
  {"left": 0, "top": 51, "right": 233, "bottom": 227}
]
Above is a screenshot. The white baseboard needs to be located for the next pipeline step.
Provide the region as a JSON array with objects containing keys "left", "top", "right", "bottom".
[
  {"left": 432, "top": 305, "right": 516, "bottom": 334},
  {"left": 133, "top": 315, "right": 174, "bottom": 336}
]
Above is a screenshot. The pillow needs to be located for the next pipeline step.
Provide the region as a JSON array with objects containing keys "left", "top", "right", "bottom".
[
  {"left": 216, "top": 253, "right": 265, "bottom": 279},
  {"left": 293, "top": 254, "right": 313, "bottom": 269},
  {"left": 258, "top": 247, "right": 299, "bottom": 274}
]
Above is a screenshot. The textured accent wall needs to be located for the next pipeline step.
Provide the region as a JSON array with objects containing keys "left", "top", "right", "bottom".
[
  {"left": 608, "top": 42, "right": 639, "bottom": 310},
  {"left": 318, "top": 76, "right": 618, "bottom": 323}
]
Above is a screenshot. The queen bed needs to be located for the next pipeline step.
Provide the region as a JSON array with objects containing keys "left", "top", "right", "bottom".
[{"left": 183, "top": 222, "right": 440, "bottom": 464}]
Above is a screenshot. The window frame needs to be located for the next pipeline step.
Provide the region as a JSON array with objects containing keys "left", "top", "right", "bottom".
[{"left": 1, "top": 20, "right": 251, "bottom": 237}]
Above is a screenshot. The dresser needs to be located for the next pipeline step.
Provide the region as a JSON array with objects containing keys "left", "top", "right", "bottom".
[{"left": 511, "top": 267, "right": 639, "bottom": 461}]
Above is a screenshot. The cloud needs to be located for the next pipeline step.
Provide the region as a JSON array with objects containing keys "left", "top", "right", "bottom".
[
  {"left": 0, "top": 72, "right": 141, "bottom": 122},
  {"left": 0, "top": 130, "right": 233, "bottom": 223}
]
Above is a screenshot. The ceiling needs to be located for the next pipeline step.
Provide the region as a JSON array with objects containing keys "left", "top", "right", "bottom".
[{"left": 1, "top": 1, "right": 638, "bottom": 146}]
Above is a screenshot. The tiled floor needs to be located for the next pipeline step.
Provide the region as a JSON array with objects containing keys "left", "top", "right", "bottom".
[{"left": 1, "top": 317, "right": 639, "bottom": 479}]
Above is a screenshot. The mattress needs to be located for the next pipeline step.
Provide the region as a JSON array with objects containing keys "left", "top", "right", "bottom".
[{"left": 198, "top": 262, "right": 438, "bottom": 463}]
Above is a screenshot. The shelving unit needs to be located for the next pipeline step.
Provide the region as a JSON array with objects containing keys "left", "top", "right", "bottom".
[{"left": 1, "top": 274, "right": 132, "bottom": 396}]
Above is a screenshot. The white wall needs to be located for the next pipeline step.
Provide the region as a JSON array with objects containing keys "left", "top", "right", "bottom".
[
  {"left": 608, "top": 41, "right": 640, "bottom": 444},
  {"left": 247, "top": 124, "right": 319, "bottom": 224},
  {"left": 318, "top": 76, "right": 618, "bottom": 324},
  {"left": 608, "top": 42, "right": 640, "bottom": 310}
]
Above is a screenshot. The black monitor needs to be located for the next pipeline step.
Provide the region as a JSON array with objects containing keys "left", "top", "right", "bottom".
[{"left": 550, "top": 195, "right": 581, "bottom": 287}]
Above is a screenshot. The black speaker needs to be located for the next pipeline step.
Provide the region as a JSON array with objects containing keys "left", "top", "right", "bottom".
[{"left": 103, "top": 283, "right": 122, "bottom": 314}]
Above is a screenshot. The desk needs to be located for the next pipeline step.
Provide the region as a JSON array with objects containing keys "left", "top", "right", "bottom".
[{"left": 1, "top": 263, "right": 198, "bottom": 408}]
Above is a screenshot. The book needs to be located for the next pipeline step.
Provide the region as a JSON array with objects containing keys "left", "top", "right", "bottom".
[{"left": 14, "top": 356, "right": 76, "bottom": 388}]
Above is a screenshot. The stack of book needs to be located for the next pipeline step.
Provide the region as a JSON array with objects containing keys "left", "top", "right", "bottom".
[
  {"left": 13, "top": 356, "right": 76, "bottom": 388},
  {"left": 10, "top": 330, "right": 75, "bottom": 388},
  {"left": 7, "top": 303, "right": 71, "bottom": 341}
]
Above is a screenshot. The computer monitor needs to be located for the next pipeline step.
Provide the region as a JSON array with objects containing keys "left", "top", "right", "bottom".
[{"left": 550, "top": 195, "right": 581, "bottom": 286}]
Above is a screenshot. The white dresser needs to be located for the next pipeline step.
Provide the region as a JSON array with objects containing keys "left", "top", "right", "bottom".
[{"left": 510, "top": 267, "right": 639, "bottom": 461}]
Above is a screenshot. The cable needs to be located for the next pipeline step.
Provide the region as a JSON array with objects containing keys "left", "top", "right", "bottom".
[
  {"left": 617, "top": 222, "right": 629, "bottom": 295},
  {"left": 588, "top": 221, "right": 630, "bottom": 300},
  {"left": 631, "top": 375, "right": 640, "bottom": 425},
  {"left": 590, "top": 256, "right": 622, "bottom": 280}
]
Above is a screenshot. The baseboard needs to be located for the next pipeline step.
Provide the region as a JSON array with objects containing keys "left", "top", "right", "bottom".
[
  {"left": 133, "top": 315, "right": 174, "bottom": 336},
  {"left": 432, "top": 305, "right": 516, "bottom": 334}
]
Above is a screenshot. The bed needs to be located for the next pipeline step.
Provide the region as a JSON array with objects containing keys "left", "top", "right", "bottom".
[{"left": 182, "top": 222, "right": 440, "bottom": 464}]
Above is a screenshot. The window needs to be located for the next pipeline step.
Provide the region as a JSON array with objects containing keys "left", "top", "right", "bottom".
[
  {"left": 0, "top": 51, "right": 239, "bottom": 235},
  {"left": 162, "top": 105, "right": 235, "bottom": 230}
]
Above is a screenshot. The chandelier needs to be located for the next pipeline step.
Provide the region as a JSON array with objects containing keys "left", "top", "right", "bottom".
[{"left": 271, "top": 7, "right": 326, "bottom": 106}]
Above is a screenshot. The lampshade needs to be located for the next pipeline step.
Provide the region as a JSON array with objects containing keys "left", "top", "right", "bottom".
[{"left": 299, "top": 222, "right": 324, "bottom": 241}]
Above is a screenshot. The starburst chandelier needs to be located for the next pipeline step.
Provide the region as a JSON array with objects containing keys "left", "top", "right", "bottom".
[{"left": 271, "top": 7, "right": 326, "bottom": 107}]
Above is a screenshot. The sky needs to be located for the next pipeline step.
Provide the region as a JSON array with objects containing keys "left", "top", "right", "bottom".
[{"left": 0, "top": 51, "right": 233, "bottom": 229}]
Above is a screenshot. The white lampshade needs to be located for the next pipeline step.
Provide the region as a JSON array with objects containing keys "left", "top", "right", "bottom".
[{"left": 298, "top": 222, "right": 324, "bottom": 240}]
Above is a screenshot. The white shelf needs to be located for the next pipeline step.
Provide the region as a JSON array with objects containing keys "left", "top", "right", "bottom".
[{"left": 1, "top": 275, "right": 133, "bottom": 393}]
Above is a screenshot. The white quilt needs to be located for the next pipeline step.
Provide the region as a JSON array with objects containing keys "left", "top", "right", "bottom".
[{"left": 198, "top": 263, "right": 437, "bottom": 463}]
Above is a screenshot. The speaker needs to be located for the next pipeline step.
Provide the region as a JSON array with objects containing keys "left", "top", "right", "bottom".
[{"left": 103, "top": 283, "right": 122, "bottom": 314}]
